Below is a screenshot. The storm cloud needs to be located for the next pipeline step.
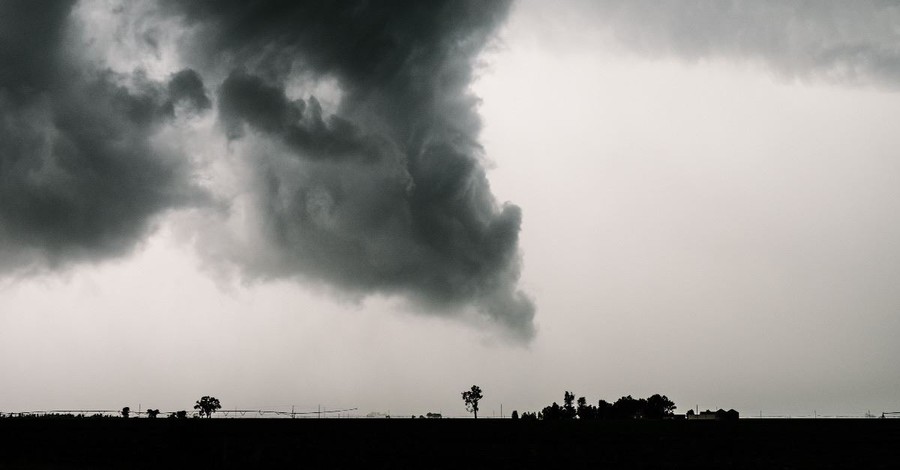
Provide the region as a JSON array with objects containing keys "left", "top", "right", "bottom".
[
  {"left": 11, "top": 1, "right": 895, "bottom": 340},
  {"left": 0, "top": 1, "right": 533, "bottom": 338},
  {"left": 548, "top": 0, "right": 900, "bottom": 89},
  {"left": 169, "top": 0, "right": 535, "bottom": 339},
  {"left": 0, "top": 0, "right": 209, "bottom": 273}
]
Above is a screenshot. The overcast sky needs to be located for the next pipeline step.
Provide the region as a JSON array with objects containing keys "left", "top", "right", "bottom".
[{"left": 2, "top": 0, "right": 899, "bottom": 418}]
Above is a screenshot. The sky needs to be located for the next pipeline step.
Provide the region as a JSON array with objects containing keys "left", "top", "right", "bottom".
[{"left": 1, "top": 0, "right": 900, "bottom": 418}]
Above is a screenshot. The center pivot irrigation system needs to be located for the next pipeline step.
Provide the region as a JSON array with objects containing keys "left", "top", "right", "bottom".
[
  {"left": 1, "top": 407, "right": 358, "bottom": 418},
  {"left": 221, "top": 407, "right": 359, "bottom": 418}
]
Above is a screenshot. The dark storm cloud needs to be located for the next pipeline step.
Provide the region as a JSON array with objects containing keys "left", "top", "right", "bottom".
[
  {"left": 218, "top": 70, "right": 385, "bottom": 163},
  {"left": 576, "top": 0, "right": 900, "bottom": 88},
  {"left": 167, "top": 69, "right": 212, "bottom": 113},
  {"left": 166, "top": 0, "right": 535, "bottom": 338},
  {"left": 0, "top": 1, "right": 208, "bottom": 272},
  {"left": 0, "top": 0, "right": 532, "bottom": 338}
]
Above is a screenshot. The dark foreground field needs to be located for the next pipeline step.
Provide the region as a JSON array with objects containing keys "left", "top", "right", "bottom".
[{"left": 1, "top": 418, "right": 898, "bottom": 469}]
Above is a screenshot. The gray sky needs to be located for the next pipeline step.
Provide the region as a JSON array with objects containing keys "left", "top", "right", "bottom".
[{"left": 1, "top": 0, "right": 899, "bottom": 418}]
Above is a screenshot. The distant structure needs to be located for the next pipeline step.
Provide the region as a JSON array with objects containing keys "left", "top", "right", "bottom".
[
  {"left": 686, "top": 409, "right": 739, "bottom": 420},
  {"left": 426, "top": 412, "right": 442, "bottom": 419}
]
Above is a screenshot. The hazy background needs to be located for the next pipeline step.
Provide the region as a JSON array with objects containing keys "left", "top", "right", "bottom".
[{"left": 2, "top": 0, "right": 899, "bottom": 418}]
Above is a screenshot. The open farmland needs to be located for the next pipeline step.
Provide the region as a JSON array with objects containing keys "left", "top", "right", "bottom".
[{"left": 0, "top": 417, "right": 898, "bottom": 468}]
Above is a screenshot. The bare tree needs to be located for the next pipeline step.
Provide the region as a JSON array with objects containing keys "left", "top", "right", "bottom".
[{"left": 461, "top": 385, "right": 483, "bottom": 419}]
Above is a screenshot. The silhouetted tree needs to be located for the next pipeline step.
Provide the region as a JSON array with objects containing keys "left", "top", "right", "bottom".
[
  {"left": 521, "top": 411, "right": 538, "bottom": 421},
  {"left": 505, "top": 392, "right": 683, "bottom": 422},
  {"left": 645, "top": 394, "right": 676, "bottom": 419},
  {"left": 194, "top": 396, "right": 222, "bottom": 418},
  {"left": 169, "top": 410, "right": 188, "bottom": 419},
  {"left": 577, "top": 396, "right": 597, "bottom": 420},
  {"left": 611, "top": 395, "right": 644, "bottom": 419},
  {"left": 121, "top": 407, "right": 130, "bottom": 419},
  {"left": 597, "top": 399, "right": 613, "bottom": 419},
  {"left": 146, "top": 409, "right": 160, "bottom": 419},
  {"left": 542, "top": 392, "right": 580, "bottom": 420},
  {"left": 461, "top": 385, "right": 483, "bottom": 419},
  {"left": 541, "top": 402, "right": 562, "bottom": 420},
  {"left": 511, "top": 410, "right": 519, "bottom": 420},
  {"left": 563, "top": 391, "right": 577, "bottom": 419}
]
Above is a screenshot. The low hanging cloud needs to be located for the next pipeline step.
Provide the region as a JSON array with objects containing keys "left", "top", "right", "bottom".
[
  {"left": 0, "top": 0, "right": 535, "bottom": 339},
  {"left": 8, "top": 1, "right": 896, "bottom": 340},
  {"left": 0, "top": 0, "right": 209, "bottom": 273},
  {"left": 170, "top": 0, "right": 535, "bottom": 339},
  {"left": 554, "top": 0, "right": 900, "bottom": 89}
]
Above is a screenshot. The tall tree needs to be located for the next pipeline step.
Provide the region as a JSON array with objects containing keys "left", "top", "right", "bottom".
[
  {"left": 563, "top": 391, "right": 577, "bottom": 419},
  {"left": 461, "top": 385, "right": 483, "bottom": 419},
  {"left": 194, "top": 396, "right": 222, "bottom": 418},
  {"left": 577, "top": 396, "right": 597, "bottom": 420},
  {"left": 541, "top": 402, "right": 562, "bottom": 420},
  {"left": 645, "top": 394, "right": 676, "bottom": 419}
]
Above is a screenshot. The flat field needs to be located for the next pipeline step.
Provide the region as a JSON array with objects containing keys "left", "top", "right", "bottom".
[{"left": 0, "top": 418, "right": 897, "bottom": 468}]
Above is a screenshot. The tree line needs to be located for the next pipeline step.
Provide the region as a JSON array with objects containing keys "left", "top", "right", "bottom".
[
  {"left": 462, "top": 385, "right": 677, "bottom": 420},
  {"left": 119, "top": 396, "right": 222, "bottom": 419},
  {"left": 524, "top": 392, "right": 676, "bottom": 420}
]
